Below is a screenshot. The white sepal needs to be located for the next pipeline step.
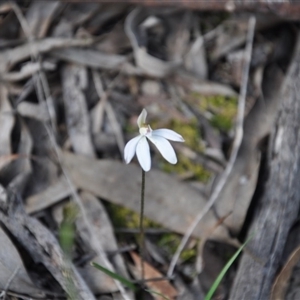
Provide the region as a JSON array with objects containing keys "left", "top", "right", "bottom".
[
  {"left": 148, "top": 135, "right": 177, "bottom": 164},
  {"left": 124, "top": 135, "right": 142, "bottom": 164},
  {"left": 152, "top": 128, "right": 184, "bottom": 142},
  {"left": 136, "top": 136, "right": 151, "bottom": 171}
]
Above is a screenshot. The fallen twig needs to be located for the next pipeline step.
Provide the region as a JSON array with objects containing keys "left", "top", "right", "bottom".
[{"left": 92, "top": 70, "right": 125, "bottom": 154}]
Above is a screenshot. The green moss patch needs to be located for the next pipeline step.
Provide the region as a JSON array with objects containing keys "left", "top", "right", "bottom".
[
  {"left": 155, "top": 118, "right": 211, "bottom": 182},
  {"left": 158, "top": 233, "right": 197, "bottom": 262},
  {"left": 104, "top": 202, "right": 197, "bottom": 262},
  {"left": 168, "top": 118, "right": 203, "bottom": 152},
  {"left": 104, "top": 202, "right": 160, "bottom": 230},
  {"left": 162, "top": 154, "right": 211, "bottom": 182},
  {"left": 189, "top": 93, "right": 237, "bottom": 132}
]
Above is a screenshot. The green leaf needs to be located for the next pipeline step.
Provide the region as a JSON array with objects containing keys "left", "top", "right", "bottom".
[
  {"left": 205, "top": 234, "right": 254, "bottom": 300},
  {"left": 91, "top": 262, "right": 136, "bottom": 291}
]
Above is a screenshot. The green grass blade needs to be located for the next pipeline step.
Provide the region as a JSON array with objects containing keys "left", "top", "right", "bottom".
[
  {"left": 204, "top": 235, "right": 253, "bottom": 300},
  {"left": 145, "top": 289, "right": 170, "bottom": 300},
  {"left": 91, "top": 262, "right": 136, "bottom": 291}
]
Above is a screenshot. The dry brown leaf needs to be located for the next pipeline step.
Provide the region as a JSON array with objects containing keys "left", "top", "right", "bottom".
[
  {"left": 271, "top": 247, "right": 300, "bottom": 300},
  {"left": 24, "top": 118, "right": 59, "bottom": 196},
  {"left": 174, "top": 73, "right": 237, "bottom": 97},
  {"left": 0, "top": 154, "right": 19, "bottom": 171},
  {"left": 91, "top": 70, "right": 125, "bottom": 154},
  {"left": 130, "top": 252, "right": 177, "bottom": 300},
  {"left": 51, "top": 48, "right": 126, "bottom": 70},
  {"left": 15, "top": 120, "right": 32, "bottom": 174},
  {"left": 17, "top": 101, "right": 51, "bottom": 121},
  {"left": 125, "top": 7, "right": 179, "bottom": 78},
  {"left": 208, "top": 19, "right": 248, "bottom": 61},
  {"left": 58, "top": 3, "right": 100, "bottom": 28},
  {"left": 61, "top": 63, "right": 96, "bottom": 158},
  {"left": 0, "top": 186, "right": 96, "bottom": 300},
  {"left": 2, "top": 61, "right": 56, "bottom": 82},
  {"left": 0, "top": 2, "right": 13, "bottom": 13},
  {"left": 0, "top": 85, "right": 15, "bottom": 156},
  {"left": 0, "top": 121, "right": 32, "bottom": 193},
  {"left": 0, "top": 120, "right": 33, "bottom": 194},
  {"left": 96, "top": 23, "right": 131, "bottom": 54},
  {"left": 166, "top": 11, "right": 191, "bottom": 64},
  {"left": 0, "top": 227, "right": 44, "bottom": 297},
  {"left": 22, "top": 1, "right": 62, "bottom": 38},
  {"left": 184, "top": 33, "right": 208, "bottom": 79},
  {"left": 76, "top": 191, "right": 130, "bottom": 294},
  {"left": 26, "top": 175, "right": 71, "bottom": 214},
  {"left": 26, "top": 151, "right": 230, "bottom": 243},
  {"left": 68, "top": 152, "right": 228, "bottom": 241},
  {"left": 0, "top": 37, "right": 94, "bottom": 72}
]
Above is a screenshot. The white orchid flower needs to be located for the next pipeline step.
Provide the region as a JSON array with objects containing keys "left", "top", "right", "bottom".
[{"left": 124, "top": 109, "right": 185, "bottom": 172}]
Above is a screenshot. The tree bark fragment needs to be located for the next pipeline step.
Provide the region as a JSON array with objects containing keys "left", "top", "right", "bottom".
[{"left": 229, "top": 31, "right": 300, "bottom": 300}]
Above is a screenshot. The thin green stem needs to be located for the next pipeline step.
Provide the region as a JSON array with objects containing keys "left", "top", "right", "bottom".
[{"left": 139, "top": 169, "right": 146, "bottom": 282}]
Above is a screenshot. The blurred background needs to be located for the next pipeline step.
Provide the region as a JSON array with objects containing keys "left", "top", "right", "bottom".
[{"left": 0, "top": 1, "right": 300, "bottom": 299}]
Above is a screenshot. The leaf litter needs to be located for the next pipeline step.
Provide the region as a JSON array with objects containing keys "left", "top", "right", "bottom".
[{"left": 0, "top": 1, "right": 298, "bottom": 299}]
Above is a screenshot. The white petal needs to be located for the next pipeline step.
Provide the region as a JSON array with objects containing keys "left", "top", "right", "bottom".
[
  {"left": 124, "top": 135, "right": 142, "bottom": 164},
  {"left": 152, "top": 129, "right": 184, "bottom": 142},
  {"left": 148, "top": 135, "right": 177, "bottom": 164},
  {"left": 137, "top": 109, "right": 147, "bottom": 128},
  {"left": 136, "top": 136, "right": 151, "bottom": 171}
]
